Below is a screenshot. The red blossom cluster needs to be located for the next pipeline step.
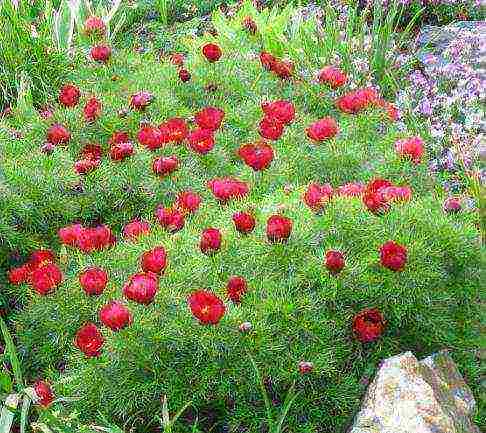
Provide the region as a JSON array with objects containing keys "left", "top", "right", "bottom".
[
  {"left": 362, "top": 179, "right": 412, "bottom": 214},
  {"left": 8, "top": 249, "right": 62, "bottom": 295},
  {"left": 207, "top": 177, "right": 249, "bottom": 202},
  {"left": 202, "top": 43, "right": 222, "bottom": 62},
  {"left": 58, "top": 223, "right": 116, "bottom": 253},
  {"left": 260, "top": 51, "right": 294, "bottom": 79},
  {"left": 109, "top": 131, "right": 135, "bottom": 161},
  {"left": 84, "top": 16, "right": 106, "bottom": 36},
  {"left": 259, "top": 100, "right": 295, "bottom": 141},
  {"left": 15, "top": 35, "right": 443, "bottom": 376},
  {"left": 336, "top": 87, "right": 399, "bottom": 121},
  {"left": 395, "top": 136, "right": 424, "bottom": 164},
  {"left": 74, "top": 143, "right": 102, "bottom": 174}
]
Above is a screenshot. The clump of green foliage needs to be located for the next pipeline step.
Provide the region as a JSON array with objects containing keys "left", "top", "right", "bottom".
[
  {"left": 1, "top": 1, "right": 482, "bottom": 432},
  {"left": 0, "top": 0, "right": 72, "bottom": 110}
]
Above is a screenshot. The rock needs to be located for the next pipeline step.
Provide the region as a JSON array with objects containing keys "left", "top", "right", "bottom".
[
  {"left": 416, "top": 21, "right": 486, "bottom": 70},
  {"left": 348, "top": 351, "right": 479, "bottom": 433}
]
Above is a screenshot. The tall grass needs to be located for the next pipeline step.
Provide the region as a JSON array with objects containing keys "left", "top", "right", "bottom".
[{"left": 0, "top": 0, "right": 70, "bottom": 109}]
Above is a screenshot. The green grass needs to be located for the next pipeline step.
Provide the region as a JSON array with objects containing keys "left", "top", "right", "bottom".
[
  {"left": 0, "top": 1, "right": 483, "bottom": 432},
  {"left": 0, "top": 0, "right": 72, "bottom": 109}
]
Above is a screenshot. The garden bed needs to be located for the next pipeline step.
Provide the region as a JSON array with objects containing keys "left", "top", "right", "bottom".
[{"left": 0, "top": 1, "right": 483, "bottom": 432}]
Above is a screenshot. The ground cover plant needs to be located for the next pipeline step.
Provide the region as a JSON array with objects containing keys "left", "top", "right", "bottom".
[{"left": 0, "top": 1, "right": 483, "bottom": 432}]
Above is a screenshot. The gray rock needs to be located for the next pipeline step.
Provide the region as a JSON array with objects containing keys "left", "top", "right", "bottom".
[
  {"left": 417, "top": 21, "right": 486, "bottom": 70},
  {"left": 349, "top": 351, "right": 479, "bottom": 433}
]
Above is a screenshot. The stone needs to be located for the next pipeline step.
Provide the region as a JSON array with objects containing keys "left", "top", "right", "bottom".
[
  {"left": 348, "top": 351, "right": 479, "bottom": 433},
  {"left": 416, "top": 21, "right": 486, "bottom": 70}
]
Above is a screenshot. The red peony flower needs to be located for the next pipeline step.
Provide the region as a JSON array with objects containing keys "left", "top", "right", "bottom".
[
  {"left": 381, "top": 186, "right": 412, "bottom": 202},
  {"left": 188, "top": 128, "right": 215, "bottom": 154},
  {"left": 73, "top": 225, "right": 115, "bottom": 253},
  {"left": 58, "top": 84, "right": 81, "bottom": 107},
  {"left": 366, "top": 178, "right": 393, "bottom": 194},
  {"left": 200, "top": 228, "right": 222, "bottom": 255},
  {"left": 325, "top": 250, "right": 345, "bottom": 274},
  {"left": 175, "top": 191, "right": 201, "bottom": 214},
  {"left": 109, "top": 131, "right": 130, "bottom": 146},
  {"left": 83, "top": 97, "right": 102, "bottom": 122},
  {"left": 58, "top": 223, "right": 83, "bottom": 246},
  {"left": 47, "top": 123, "right": 71, "bottom": 145},
  {"left": 202, "top": 43, "right": 222, "bottom": 62},
  {"left": 162, "top": 118, "right": 189, "bottom": 143},
  {"left": 84, "top": 16, "right": 106, "bottom": 35},
  {"left": 226, "top": 276, "right": 247, "bottom": 304},
  {"left": 99, "top": 301, "right": 132, "bottom": 331},
  {"left": 155, "top": 206, "right": 185, "bottom": 232},
  {"left": 188, "top": 290, "right": 225, "bottom": 325},
  {"left": 261, "top": 100, "right": 295, "bottom": 125},
  {"left": 443, "top": 197, "right": 461, "bottom": 213},
  {"left": 259, "top": 116, "right": 284, "bottom": 141},
  {"left": 306, "top": 117, "right": 339, "bottom": 142},
  {"left": 266, "top": 215, "right": 292, "bottom": 242},
  {"left": 238, "top": 142, "right": 273, "bottom": 171},
  {"left": 380, "top": 241, "right": 407, "bottom": 272},
  {"left": 352, "top": 308, "right": 385, "bottom": 343},
  {"left": 110, "top": 141, "right": 134, "bottom": 161},
  {"left": 137, "top": 125, "right": 165, "bottom": 150},
  {"left": 303, "top": 183, "right": 333, "bottom": 212},
  {"left": 170, "top": 52, "right": 184, "bottom": 66},
  {"left": 232, "top": 211, "right": 256, "bottom": 234},
  {"left": 395, "top": 136, "right": 424, "bottom": 164},
  {"left": 123, "top": 219, "right": 150, "bottom": 241},
  {"left": 317, "top": 66, "right": 347, "bottom": 89},
  {"left": 272, "top": 60, "right": 294, "bottom": 79},
  {"left": 363, "top": 190, "right": 389, "bottom": 214},
  {"left": 90, "top": 45, "right": 111, "bottom": 63},
  {"left": 8, "top": 265, "right": 30, "bottom": 285},
  {"left": 195, "top": 106, "right": 225, "bottom": 131},
  {"left": 336, "top": 87, "right": 378, "bottom": 114},
  {"left": 74, "top": 158, "right": 100, "bottom": 174},
  {"left": 79, "top": 267, "right": 108, "bottom": 296},
  {"left": 337, "top": 182, "right": 366, "bottom": 197},
  {"left": 298, "top": 361, "right": 314, "bottom": 374},
  {"left": 31, "top": 263, "right": 62, "bottom": 295},
  {"left": 28, "top": 249, "right": 55, "bottom": 268},
  {"left": 81, "top": 143, "right": 102, "bottom": 160},
  {"left": 179, "top": 68, "right": 191, "bottom": 82},
  {"left": 153, "top": 155, "right": 179, "bottom": 177},
  {"left": 123, "top": 272, "right": 158, "bottom": 305},
  {"left": 260, "top": 51, "right": 276, "bottom": 70},
  {"left": 129, "top": 91, "right": 154, "bottom": 111},
  {"left": 141, "top": 246, "right": 167, "bottom": 274},
  {"left": 34, "top": 381, "right": 54, "bottom": 407},
  {"left": 75, "top": 323, "right": 104, "bottom": 357},
  {"left": 207, "top": 177, "right": 249, "bottom": 203}
]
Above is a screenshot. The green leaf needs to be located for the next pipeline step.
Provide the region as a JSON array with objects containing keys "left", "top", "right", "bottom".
[{"left": 0, "top": 317, "right": 23, "bottom": 388}]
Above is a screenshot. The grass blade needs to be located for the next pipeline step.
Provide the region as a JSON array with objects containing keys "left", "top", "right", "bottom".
[{"left": 0, "top": 316, "right": 23, "bottom": 388}]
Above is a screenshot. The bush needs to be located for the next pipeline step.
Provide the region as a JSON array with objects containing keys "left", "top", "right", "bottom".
[
  {"left": 1, "top": 2, "right": 482, "bottom": 432},
  {"left": 0, "top": 1, "right": 412, "bottom": 267},
  {"left": 10, "top": 194, "right": 481, "bottom": 432}
]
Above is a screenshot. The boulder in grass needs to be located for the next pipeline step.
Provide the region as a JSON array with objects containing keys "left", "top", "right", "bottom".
[{"left": 349, "top": 351, "right": 479, "bottom": 433}]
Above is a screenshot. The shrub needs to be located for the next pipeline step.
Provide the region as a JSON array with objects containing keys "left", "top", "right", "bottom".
[
  {"left": 1, "top": 1, "right": 482, "bottom": 432},
  {"left": 9, "top": 194, "right": 481, "bottom": 432},
  {"left": 0, "top": 0, "right": 414, "bottom": 268}
]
